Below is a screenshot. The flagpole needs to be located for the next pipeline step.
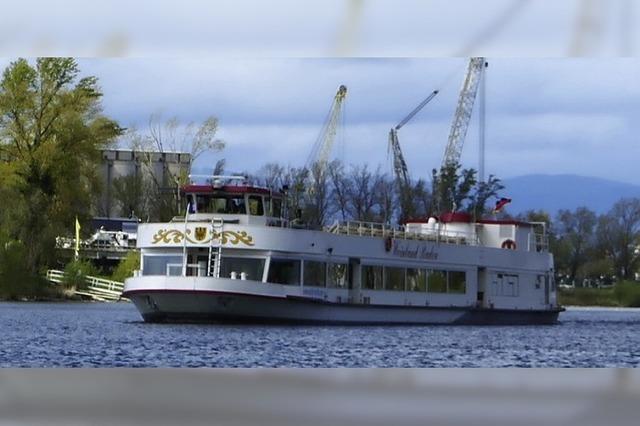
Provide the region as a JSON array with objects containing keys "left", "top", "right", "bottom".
[{"left": 74, "top": 216, "right": 81, "bottom": 260}]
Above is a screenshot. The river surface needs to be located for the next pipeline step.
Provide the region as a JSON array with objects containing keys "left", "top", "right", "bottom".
[{"left": 1, "top": 302, "right": 639, "bottom": 367}]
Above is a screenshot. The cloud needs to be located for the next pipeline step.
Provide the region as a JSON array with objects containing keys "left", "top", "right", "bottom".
[{"left": 7, "top": 57, "right": 636, "bottom": 184}]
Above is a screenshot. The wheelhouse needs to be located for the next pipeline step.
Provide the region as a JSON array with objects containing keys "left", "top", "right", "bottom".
[{"left": 180, "top": 176, "right": 285, "bottom": 226}]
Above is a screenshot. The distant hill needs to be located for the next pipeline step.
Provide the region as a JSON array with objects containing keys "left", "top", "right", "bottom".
[{"left": 501, "top": 174, "right": 640, "bottom": 215}]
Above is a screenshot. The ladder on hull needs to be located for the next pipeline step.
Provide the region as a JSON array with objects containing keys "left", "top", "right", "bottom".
[{"left": 208, "top": 217, "right": 223, "bottom": 278}]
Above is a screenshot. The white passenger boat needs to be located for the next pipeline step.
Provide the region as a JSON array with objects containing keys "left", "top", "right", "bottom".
[{"left": 123, "top": 176, "right": 563, "bottom": 324}]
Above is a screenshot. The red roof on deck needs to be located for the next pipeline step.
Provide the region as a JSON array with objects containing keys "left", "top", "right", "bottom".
[
  {"left": 476, "top": 219, "right": 531, "bottom": 227},
  {"left": 181, "top": 184, "right": 274, "bottom": 195}
]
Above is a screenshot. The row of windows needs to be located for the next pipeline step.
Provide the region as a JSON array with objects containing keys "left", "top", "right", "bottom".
[
  {"left": 362, "top": 266, "right": 466, "bottom": 294},
  {"left": 267, "top": 260, "right": 466, "bottom": 293},
  {"left": 191, "top": 194, "right": 282, "bottom": 217},
  {"left": 141, "top": 255, "right": 466, "bottom": 294},
  {"left": 268, "top": 259, "right": 350, "bottom": 288}
]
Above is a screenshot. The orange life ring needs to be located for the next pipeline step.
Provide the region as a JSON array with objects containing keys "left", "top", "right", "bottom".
[
  {"left": 384, "top": 236, "right": 393, "bottom": 252},
  {"left": 501, "top": 239, "right": 516, "bottom": 250}
]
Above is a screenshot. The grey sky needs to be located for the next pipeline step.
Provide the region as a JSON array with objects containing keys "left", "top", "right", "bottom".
[
  {"left": 53, "top": 57, "right": 639, "bottom": 185},
  {"left": 0, "top": 56, "right": 637, "bottom": 183}
]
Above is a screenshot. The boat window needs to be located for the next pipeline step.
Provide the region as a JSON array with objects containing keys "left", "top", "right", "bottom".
[
  {"left": 385, "top": 267, "right": 405, "bottom": 291},
  {"left": 328, "top": 263, "right": 349, "bottom": 289},
  {"left": 272, "top": 198, "right": 283, "bottom": 217},
  {"left": 304, "top": 261, "right": 326, "bottom": 287},
  {"left": 264, "top": 198, "right": 272, "bottom": 217},
  {"left": 142, "top": 255, "right": 183, "bottom": 276},
  {"left": 267, "top": 259, "right": 301, "bottom": 285},
  {"left": 407, "top": 268, "right": 427, "bottom": 292},
  {"left": 428, "top": 270, "right": 447, "bottom": 293},
  {"left": 195, "top": 195, "right": 247, "bottom": 214},
  {"left": 362, "top": 265, "right": 383, "bottom": 290},
  {"left": 220, "top": 257, "right": 265, "bottom": 281},
  {"left": 448, "top": 271, "right": 466, "bottom": 294},
  {"left": 248, "top": 195, "right": 264, "bottom": 216}
]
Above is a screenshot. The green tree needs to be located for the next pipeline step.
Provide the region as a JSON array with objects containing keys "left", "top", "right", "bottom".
[
  {"left": 596, "top": 198, "right": 640, "bottom": 280},
  {"left": 0, "top": 58, "right": 122, "bottom": 275},
  {"left": 111, "top": 173, "right": 147, "bottom": 218},
  {"left": 431, "top": 162, "right": 477, "bottom": 215},
  {"left": 556, "top": 207, "right": 598, "bottom": 284},
  {"left": 111, "top": 251, "right": 140, "bottom": 283}
]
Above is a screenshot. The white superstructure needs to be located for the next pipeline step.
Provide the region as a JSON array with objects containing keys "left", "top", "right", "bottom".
[{"left": 123, "top": 178, "right": 562, "bottom": 324}]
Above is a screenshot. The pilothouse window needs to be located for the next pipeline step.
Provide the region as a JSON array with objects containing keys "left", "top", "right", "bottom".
[
  {"left": 248, "top": 195, "right": 264, "bottom": 216},
  {"left": 195, "top": 195, "right": 247, "bottom": 214},
  {"left": 272, "top": 198, "right": 283, "bottom": 217}
]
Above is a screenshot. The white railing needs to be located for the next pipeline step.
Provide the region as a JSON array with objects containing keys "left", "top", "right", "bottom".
[
  {"left": 46, "top": 269, "right": 126, "bottom": 301},
  {"left": 325, "top": 220, "right": 479, "bottom": 246}
]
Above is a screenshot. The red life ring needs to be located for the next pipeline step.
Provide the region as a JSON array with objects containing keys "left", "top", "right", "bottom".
[
  {"left": 501, "top": 239, "right": 516, "bottom": 250},
  {"left": 384, "top": 236, "right": 393, "bottom": 252}
]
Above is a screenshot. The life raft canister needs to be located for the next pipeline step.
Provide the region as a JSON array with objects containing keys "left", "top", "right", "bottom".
[
  {"left": 385, "top": 236, "right": 393, "bottom": 252},
  {"left": 501, "top": 239, "right": 516, "bottom": 250}
]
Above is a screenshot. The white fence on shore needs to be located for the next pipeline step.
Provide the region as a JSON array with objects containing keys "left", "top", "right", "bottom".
[{"left": 46, "top": 269, "right": 126, "bottom": 302}]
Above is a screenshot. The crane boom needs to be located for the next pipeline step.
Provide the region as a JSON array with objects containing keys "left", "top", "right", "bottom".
[
  {"left": 395, "top": 90, "right": 439, "bottom": 130},
  {"left": 442, "top": 57, "right": 487, "bottom": 168},
  {"left": 389, "top": 90, "right": 439, "bottom": 188},
  {"left": 306, "top": 85, "right": 348, "bottom": 173},
  {"left": 388, "top": 129, "right": 409, "bottom": 186},
  {"left": 389, "top": 89, "right": 440, "bottom": 221}
]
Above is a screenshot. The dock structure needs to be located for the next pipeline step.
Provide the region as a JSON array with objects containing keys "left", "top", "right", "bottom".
[
  {"left": 55, "top": 237, "right": 135, "bottom": 261},
  {"left": 46, "top": 269, "right": 126, "bottom": 302}
]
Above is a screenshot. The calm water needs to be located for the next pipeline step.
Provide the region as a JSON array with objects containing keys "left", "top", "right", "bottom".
[{"left": 1, "top": 302, "right": 639, "bottom": 367}]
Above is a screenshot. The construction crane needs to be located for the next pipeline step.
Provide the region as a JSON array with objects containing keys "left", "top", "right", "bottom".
[
  {"left": 389, "top": 89, "right": 439, "bottom": 220},
  {"left": 306, "top": 85, "right": 348, "bottom": 174},
  {"left": 441, "top": 57, "right": 487, "bottom": 169}
]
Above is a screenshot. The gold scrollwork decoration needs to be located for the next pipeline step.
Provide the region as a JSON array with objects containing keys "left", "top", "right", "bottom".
[
  {"left": 151, "top": 229, "right": 254, "bottom": 246},
  {"left": 151, "top": 229, "right": 185, "bottom": 244}
]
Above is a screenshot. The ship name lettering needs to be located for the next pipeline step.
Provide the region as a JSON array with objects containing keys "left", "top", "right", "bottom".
[{"left": 392, "top": 243, "right": 438, "bottom": 260}]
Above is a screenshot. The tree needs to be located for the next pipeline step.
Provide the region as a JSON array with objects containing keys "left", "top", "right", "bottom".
[
  {"left": 408, "top": 178, "right": 432, "bottom": 220},
  {"left": 431, "top": 161, "right": 477, "bottom": 215},
  {"left": 125, "top": 113, "right": 225, "bottom": 220},
  {"left": 111, "top": 173, "right": 147, "bottom": 218},
  {"left": 0, "top": 58, "right": 122, "bottom": 275},
  {"left": 555, "top": 207, "right": 597, "bottom": 284},
  {"left": 303, "top": 162, "right": 333, "bottom": 227},
  {"left": 280, "top": 165, "right": 309, "bottom": 223},
  {"left": 467, "top": 175, "right": 504, "bottom": 217},
  {"left": 596, "top": 198, "right": 640, "bottom": 280},
  {"left": 347, "top": 164, "right": 379, "bottom": 222},
  {"left": 329, "top": 161, "right": 351, "bottom": 221}
]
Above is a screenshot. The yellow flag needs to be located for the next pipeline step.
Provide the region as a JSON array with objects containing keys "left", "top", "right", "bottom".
[{"left": 75, "top": 217, "right": 81, "bottom": 258}]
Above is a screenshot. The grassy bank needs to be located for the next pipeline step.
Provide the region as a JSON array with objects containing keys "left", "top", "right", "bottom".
[{"left": 559, "top": 281, "right": 640, "bottom": 307}]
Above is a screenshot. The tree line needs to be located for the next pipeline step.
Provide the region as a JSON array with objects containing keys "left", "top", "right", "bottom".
[
  {"left": 1, "top": 58, "right": 638, "bottom": 299},
  {"left": 519, "top": 200, "right": 640, "bottom": 285}
]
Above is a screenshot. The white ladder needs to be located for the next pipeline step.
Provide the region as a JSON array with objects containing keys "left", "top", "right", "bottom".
[{"left": 208, "top": 217, "right": 224, "bottom": 277}]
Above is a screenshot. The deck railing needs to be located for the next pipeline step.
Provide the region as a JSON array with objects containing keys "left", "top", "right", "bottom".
[{"left": 325, "top": 220, "right": 479, "bottom": 246}]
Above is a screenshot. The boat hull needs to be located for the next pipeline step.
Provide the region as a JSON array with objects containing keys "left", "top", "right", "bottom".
[{"left": 125, "top": 290, "right": 562, "bottom": 325}]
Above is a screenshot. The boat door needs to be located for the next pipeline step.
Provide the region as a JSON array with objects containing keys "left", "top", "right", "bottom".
[
  {"left": 544, "top": 274, "right": 550, "bottom": 305},
  {"left": 348, "top": 258, "right": 361, "bottom": 303}
]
